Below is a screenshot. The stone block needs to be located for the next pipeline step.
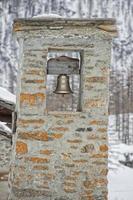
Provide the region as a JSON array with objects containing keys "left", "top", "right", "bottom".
[{"left": 16, "top": 141, "right": 28, "bottom": 155}]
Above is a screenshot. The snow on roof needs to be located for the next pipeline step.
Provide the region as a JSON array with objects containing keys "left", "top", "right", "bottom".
[
  {"left": 32, "top": 14, "right": 62, "bottom": 18},
  {"left": 47, "top": 51, "right": 80, "bottom": 61},
  {"left": 0, "top": 121, "right": 11, "bottom": 134},
  {"left": 0, "top": 87, "right": 16, "bottom": 105}
]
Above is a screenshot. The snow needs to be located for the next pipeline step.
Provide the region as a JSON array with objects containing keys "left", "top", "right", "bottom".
[
  {"left": 117, "top": 143, "right": 133, "bottom": 154},
  {"left": 32, "top": 14, "right": 62, "bottom": 18},
  {"left": 0, "top": 122, "right": 11, "bottom": 134},
  {"left": 47, "top": 51, "right": 80, "bottom": 61},
  {"left": 108, "top": 114, "right": 133, "bottom": 200},
  {"left": 0, "top": 86, "right": 16, "bottom": 105},
  {"left": 108, "top": 167, "right": 133, "bottom": 200}
]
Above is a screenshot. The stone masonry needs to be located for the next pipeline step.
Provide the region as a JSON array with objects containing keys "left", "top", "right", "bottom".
[{"left": 9, "top": 18, "right": 117, "bottom": 200}]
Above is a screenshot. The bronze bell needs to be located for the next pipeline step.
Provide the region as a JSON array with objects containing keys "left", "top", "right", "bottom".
[{"left": 54, "top": 74, "right": 73, "bottom": 95}]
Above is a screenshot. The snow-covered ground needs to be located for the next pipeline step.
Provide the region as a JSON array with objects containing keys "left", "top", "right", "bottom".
[
  {"left": 109, "top": 167, "right": 133, "bottom": 200},
  {"left": 108, "top": 115, "right": 133, "bottom": 200}
]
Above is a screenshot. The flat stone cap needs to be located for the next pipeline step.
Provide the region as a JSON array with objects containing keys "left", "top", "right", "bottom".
[{"left": 13, "top": 18, "right": 117, "bottom": 33}]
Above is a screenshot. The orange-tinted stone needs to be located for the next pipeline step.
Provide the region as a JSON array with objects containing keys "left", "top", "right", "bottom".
[
  {"left": 20, "top": 93, "right": 45, "bottom": 106},
  {"left": 63, "top": 181, "right": 76, "bottom": 187},
  {"left": 19, "top": 131, "right": 62, "bottom": 141},
  {"left": 33, "top": 173, "right": 54, "bottom": 181},
  {"left": 19, "top": 131, "right": 48, "bottom": 141},
  {"left": 18, "top": 119, "right": 44, "bottom": 125},
  {"left": 95, "top": 178, "right": 108, "bottom": 186},
  {"left": 26, "top": 157, "right": 49, "bottom": 163},
  {"left": 84, "top": 179, "right": 107, "bottom": 189},
  {"left": 82, "top": 195, "right": 94, "bottom": 200},
  {"left": 64, "top": 187, "right": 76, "bottom": 193},
  {"left": 61, "top": 153, "right": 71, "bottom": 161},
  {"left": 33, "top": 165, "right": 49, "bottom": 170},
  {"left": 41, "top": 173, "right": 55, "bottom": 180},
  {"left": 99, "top": 144, "right": 108, "bottom": 152},
  {"left": 18, "top": 119, "right": 45, "bottom": 128},
  {"left": 80, "top": 194, "right": 94, "bottom": 200},
  {"left": 25, "top": 80, "right": 44, "bottom": 84},
  {"left": 65, "top": 120, "right": 74, "bottom": 124},
  {"left": 39, "top": 86, "right": 46, "bottom": 89},
  {"left": 90, "top": 120, "right": 107, "bottom": 125},
  {"left": 72, "top": 171, "right": 80, "bottom": 176},
  {"left": 86, "top": 76, "right": 107, "bottom": 83},
  {"left": 49, "top": 133, "right": 63, "bottom": 139},
  {"left": 16, "top": 141, "right": 28, "bottom": 154},
  {"left": 85, "top": 99, "right": 105, "bottom": 108},
  {"left": 86, "top": 133, "right": 98, "bottom": 140},
  {"left": 85, "top": 190, "right": 93, "bottom": 196},
  {"left": 83, "top": 180, "right": 94, "bottom": 189},
  {"left": 98, "top": 128, "right": 107, "bottom": 132},
  {"left": 26, "top": 69, "right": 44, "bottom": 75},
  {"left": 51, "top": 127, "right": 69, "bottom": 132},
  {"left": 91, "top": 153, "right": 108, "bottom": 158},
  {"left": 100, "top": 168, "right": 108, "bottom": 176},
  {"left": 40, "top": 149, "right": 53, "bottom": 155}
]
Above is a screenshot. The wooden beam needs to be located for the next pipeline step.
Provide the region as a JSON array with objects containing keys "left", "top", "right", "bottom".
[{"left": 0, "top": 99, "right": 15, "bottom": 112}]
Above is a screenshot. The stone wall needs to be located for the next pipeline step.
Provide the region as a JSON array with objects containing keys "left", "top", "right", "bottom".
[
  {"left": 0, "top": 135, "right": 11, "bottom": 171},
  {"left": 9, "top": 19, "right": 117, "bottom": 200},
  {"left": 0, "top": 135, "right": 11, "bottom": 200}
]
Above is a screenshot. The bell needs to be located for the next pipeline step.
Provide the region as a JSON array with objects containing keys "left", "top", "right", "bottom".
[{"left": 54, "top": 74, "right": 73, "bottom": 95}]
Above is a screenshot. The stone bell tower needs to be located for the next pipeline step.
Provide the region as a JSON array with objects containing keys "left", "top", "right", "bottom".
[{"left": 9, "top": 18, "right": 117, "bottom": 200}]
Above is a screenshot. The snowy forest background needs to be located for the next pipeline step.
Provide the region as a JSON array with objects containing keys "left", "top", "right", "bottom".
[{"left": 0, "top": 0, "right": 133, "bottom": 200}]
